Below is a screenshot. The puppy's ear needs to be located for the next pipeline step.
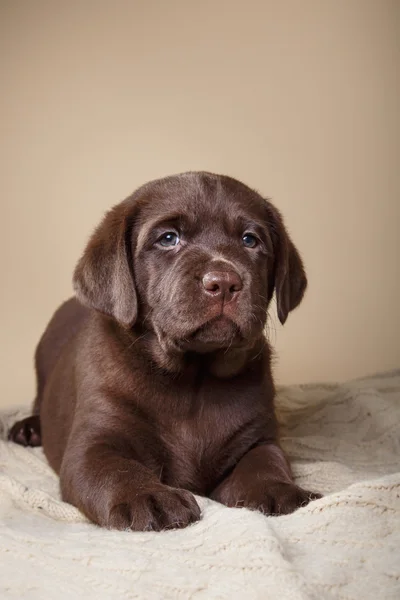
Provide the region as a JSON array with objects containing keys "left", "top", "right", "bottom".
[
  {"left": 73, "top": 202, "right": 137, "bottom": 328},
  {"left": 266, "top": 204, "right": 307, "bottom": 325}
]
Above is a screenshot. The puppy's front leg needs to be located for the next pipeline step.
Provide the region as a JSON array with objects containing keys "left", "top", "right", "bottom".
[
  {"left": 60, "top": 431, "right": 200, "bottom": 531},
  {"left": 211, "top": 443, "right": 321, "bottom": 515}
]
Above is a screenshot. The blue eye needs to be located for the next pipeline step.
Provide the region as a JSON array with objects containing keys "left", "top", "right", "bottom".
[
  {"left": 242, "top": 233, "right": 258, "bottom": 248},
  {"left": 158, "top": 232, "right": 180, "bottom": 247}
]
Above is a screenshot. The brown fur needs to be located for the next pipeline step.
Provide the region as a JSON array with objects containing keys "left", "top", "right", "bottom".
[{"left": 9, "top": 172, "right": 320, "bottom": 531}]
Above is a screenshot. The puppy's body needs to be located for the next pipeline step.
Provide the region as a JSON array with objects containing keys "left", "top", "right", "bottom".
[
  {"left": 10, "top": 172, "right": 320, "bottom": 530},
  {"left": 38, "top": 297, "right": 274, "bottom": 491}
]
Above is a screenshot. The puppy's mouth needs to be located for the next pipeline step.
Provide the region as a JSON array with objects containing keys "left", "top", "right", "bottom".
[{"left": 180, "top": 315, "right": 243, "bottom": 353}]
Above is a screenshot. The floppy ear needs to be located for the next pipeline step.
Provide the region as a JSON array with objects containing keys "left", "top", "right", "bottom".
[
  {"left": 266, "top": 204, "right": 307, "bottom": 325},
  {"left": 73, "top": 201, "right": 137, "bottom": 328}
]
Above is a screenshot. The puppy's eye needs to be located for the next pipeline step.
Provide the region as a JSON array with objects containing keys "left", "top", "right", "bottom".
[
  {"left": 158, "top": 232, "right": 180, "bottom": 247},
  {"left": 242, "top": 233, "right": 258, "bottom": 248}
]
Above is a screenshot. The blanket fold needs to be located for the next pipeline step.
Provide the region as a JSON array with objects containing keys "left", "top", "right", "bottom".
[{"left": 1, "top": 371, "right": 399, "bottom": 599}]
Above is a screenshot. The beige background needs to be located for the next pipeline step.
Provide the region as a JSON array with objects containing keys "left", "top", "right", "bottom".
[{"left": 1, "top": 0, "right": 399, "bottom": 409}]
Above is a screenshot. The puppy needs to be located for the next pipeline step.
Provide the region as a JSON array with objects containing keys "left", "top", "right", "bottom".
[{"left": 9, "top": 172, "right": 320, "bottom": 531}]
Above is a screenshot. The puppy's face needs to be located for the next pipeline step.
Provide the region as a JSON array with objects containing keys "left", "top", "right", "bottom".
[
  {"left": 133, "top": 175, "right": 274, "bottom": 353},
  {"left": 74, "top": 172, "right": 307, "bottom": 363}
]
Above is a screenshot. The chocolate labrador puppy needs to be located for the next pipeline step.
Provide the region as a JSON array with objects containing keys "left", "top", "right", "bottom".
[{"left": 9, "top": 172, "right": 320, "bottom": 531}]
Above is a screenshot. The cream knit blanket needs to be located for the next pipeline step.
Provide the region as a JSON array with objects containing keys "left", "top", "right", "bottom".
[{"left": 0, "top": 371, "right": 399, "bottom": 599}]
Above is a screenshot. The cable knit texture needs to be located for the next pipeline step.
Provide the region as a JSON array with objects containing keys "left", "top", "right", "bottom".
[{"left": 0, "top": 371, "right": 399, "bottom": 599}]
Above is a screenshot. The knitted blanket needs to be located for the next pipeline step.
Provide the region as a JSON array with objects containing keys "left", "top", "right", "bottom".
[{"left": 1, "top": 371, "right": 399, "bottom": 599}]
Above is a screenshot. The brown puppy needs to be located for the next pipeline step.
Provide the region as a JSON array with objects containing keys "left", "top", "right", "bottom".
[{"left": 9, "top": 172, "right": 320, "bottom": 531}]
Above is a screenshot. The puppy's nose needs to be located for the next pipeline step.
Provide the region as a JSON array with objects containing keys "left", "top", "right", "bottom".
[{"left": 202, "top": 270, "right": 243, "bottom": 302}]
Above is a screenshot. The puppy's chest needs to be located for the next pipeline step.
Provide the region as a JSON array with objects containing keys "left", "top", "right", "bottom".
[{"left": 159, "top": 402, "right": 262, "bottom": 494}]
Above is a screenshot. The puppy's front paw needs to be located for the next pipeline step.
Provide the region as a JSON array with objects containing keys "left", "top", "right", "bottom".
[
  {"left": 212, "top": 478, "right": 321, "bottom": 516},
  {"left": 107, "top": 486, "right": 201, "bottom": 531},
  {"left": 246, "top": 482, "right": 321, "bottom": 515}
]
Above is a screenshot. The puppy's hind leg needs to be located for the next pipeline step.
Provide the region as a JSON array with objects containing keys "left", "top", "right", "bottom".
[
  {"left": 8, "top": 414, "right": 42, "bottom": 447},
  {"left": 8, "top": 347, "right": 44, "bottom": 446}
]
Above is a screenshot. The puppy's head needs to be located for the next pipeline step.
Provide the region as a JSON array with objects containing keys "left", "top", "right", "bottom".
[{"left": 74, "top": 172, "right": 306, "bottom": 362}]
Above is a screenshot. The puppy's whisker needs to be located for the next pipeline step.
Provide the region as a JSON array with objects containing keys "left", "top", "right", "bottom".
[
  {"left": 265, "top": 309, "right": 278, "bottom": 346},
  {"left": 224, "top": 332, "right": 235, "bottom": 355},
  {"left": 250, "top": 345, "right": 264, "bottom": 362},
  {"left": 257, "top": 294, "right": 270, "bottom": 304},
  {"left": 142, "top": 309, "right": 154, "bottom": 326},
  {"left": 127, "top": 332, "right": 148, "bottom": 350},
  {"left": 250, "top": 310, "right": 265, "bottom": 328}
]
